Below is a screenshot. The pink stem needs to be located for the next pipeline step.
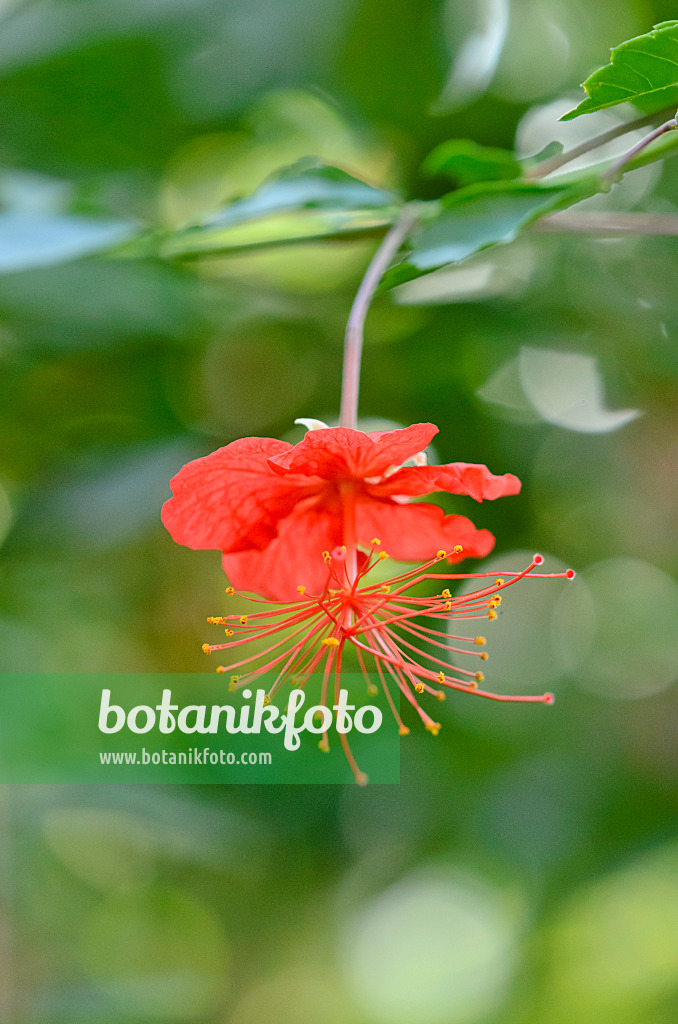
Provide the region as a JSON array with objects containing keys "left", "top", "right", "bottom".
[
  {"left": 339, "top": 204, "right": 418, "bottom": 430},
  {"left": 602, "top": 118, "right": 677, "bottom": 183}
]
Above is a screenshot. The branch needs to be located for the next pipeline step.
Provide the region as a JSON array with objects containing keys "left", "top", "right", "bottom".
[
  {"left": 524, "top": 107, "right": 676, "bottom": 180},
  {"left": 533, "top": 210, "right": 678, "bottom": 236},
  {"left": 601, "top": 117, "right": 677, "bottom": 183},
  {"left": 134, "top": 221, "right": 394, "bottom": 262}
]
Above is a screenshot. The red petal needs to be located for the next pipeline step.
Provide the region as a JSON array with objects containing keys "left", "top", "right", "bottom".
[
  {"left": 267, "top": 423, "right": 438, "bottom": 480},
  {"left": 222, "top": 505, "right": 343, "bottom": 601},
  {"left": 162, "top": 437, "right": 320, "bottom": 553},
  {"left": 372, "top": 463, "right": 521, "bottom": 502},
  {"left": 355, "top": 499, "right": 496, "bottom": 561}
]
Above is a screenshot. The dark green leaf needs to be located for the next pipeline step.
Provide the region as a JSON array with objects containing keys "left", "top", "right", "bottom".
[
  {"left": 422, "top": 140, "right": 521, "bottom": 187},
  {"left": 387, "top": 179, "right": 596, "bottom": 282},
  {"left": 562, "top": 21, "right": 678, "bottom": 120}
]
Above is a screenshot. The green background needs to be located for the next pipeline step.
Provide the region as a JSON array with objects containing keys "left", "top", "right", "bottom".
[
  {"left": 0, "top": 673, "right": 400, "bottom": 784},
  {"left": 1, "top": 0, "right": 678, "bottom": 1021}
]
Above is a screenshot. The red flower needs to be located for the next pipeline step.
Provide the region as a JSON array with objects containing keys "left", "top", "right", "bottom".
[{"left": 162, "top": 422, "right": 521, "bottom": 601}]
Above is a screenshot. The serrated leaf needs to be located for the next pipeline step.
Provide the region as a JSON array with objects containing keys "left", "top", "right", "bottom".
[
  {"left": 384, "top": 179, "right": 595, "bottom": 283},
  {"left": 562, "top": 21, "right": 678, "bottom": 120},
  {"left": 422, "top": 140, "right": 520, "bottom": 186}
]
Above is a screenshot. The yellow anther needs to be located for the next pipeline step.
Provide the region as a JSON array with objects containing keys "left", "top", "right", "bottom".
[
  {"left": 322, "top": 549, "right": 331, "bottom": 563},
  {"left": 474, "top": 636, "right": 486, "bottom": 645},
  {"left": 414, "top": 682, "right": 425, "bottom": 694},
  {"left": 399, "top": 725, "right": 410, "bottom": 736},
  {"left": 339, "top": 545, "right": 346, "bottom": 554},
  {"left": 318, "top": 737, "right": 330, "bottom": 753},
  {"left": 202, "top": 643, "right": 211, "bottom": 654},
  {"left": 495, "top": 578, "right": 505, "bottom": 586},
  {"left": 239, "top": 615, "right": 248, "bottom": 625},
  {"left": 370, "top": 537, "right": 381, "bottom": 546},
  {"left": 489, "top": 595, "right": 502, "bottom": 608},
  {"left": 297, "top": 585, "right": 306, "bottom": 594},
  {"left": 480, "top": 652, "right": 488, "bottom": 660},
  {"left": 322, "top": 637, "right": 340, "bottom": 647},
  {"left": 453, "top": 545, "right": 463, "bottom": 553},
  {"left": 469, "top": 680, "right": 478, "bottom": 689},
  {"left": 216, "top": 666, "right": 225, "bottom": 674},
  {"left": 263, "top": 695, "right": 271, "bottom": 706},
  {"left": 441, "top": 588, "right": 451, "bottom": 598},
  {"left": 225, "top": 587, "right": 235, "bottom": 596},
  {"left": 426, "top": 721, "right": 441, "bottom": 736},
  {"left": 367, "top": 683, "right": 378, "bottom": 696},
  {"left": 475, "top": 671, "right": 485, "bottom": 683},
  {"left": 436, "top": 691, "right": 446, "bottom": 702},
  {"left": 489, "top": 609, "right": 498, "bottom": 621},
  {"left": 443, "top": 600, "right": 452, "bottom": 611},
  {"left": 230, "top": 675, "right": 239, "bottom": 685},
  {"left": 437, "top": 671, "right": 445, "bottom": 684},
  {"left": 381, "top": 584, "right": 391, "bottom": 593},
  {"left": 207, "top": 616, "right": 224, "bottom": 625},
  {"left": 378, "top": 551, "right": 389, "bottom": 561},
  {"left": 436, "top": 550, "right": 446, "bottom": 560},
  {"left": 224, "top": 628, "right": 234, "bottom": 637}
]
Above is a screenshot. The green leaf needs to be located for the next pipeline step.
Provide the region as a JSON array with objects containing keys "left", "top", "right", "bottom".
[
  {"left": 154, "top": 209, "right": 396, "bottom": 261},
  {"left": 385, "top": 179, "right": 596, "bottom": 283},
  {"left": 151, "top": 160, "right": 398, "bottom": 260},
  {"left": 562, "top": 21, "right": 678, "bottom": 120},
  {"left": 422, "top": 140, "right": 521, "bottom": 187},
  {"left": 204, "top": 159, "right": 394, "bottom": 226},
  {"left": 521, "top": 140, "right": 564, "bottom": 168}
]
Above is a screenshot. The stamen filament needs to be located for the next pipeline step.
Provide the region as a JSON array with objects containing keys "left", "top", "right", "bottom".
[{"left": 203, "top": 551, "right": 572, "bottom": 781}]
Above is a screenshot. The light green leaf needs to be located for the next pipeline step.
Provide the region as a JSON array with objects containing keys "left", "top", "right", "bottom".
[
  {"left": 151, "top": 160, "right": 397, "bottom": 259},
  {"left": 205, "top": 159, "right": 395, "bottom": 226},
  {"left": 422, "top": 140, "right": 521, "bottom": 187},
  {"left": 562, "top": 21, "right": 678, "bottom": 120},
  {"left": 0, "top": 212, "right": 134, "bottom": 273}
]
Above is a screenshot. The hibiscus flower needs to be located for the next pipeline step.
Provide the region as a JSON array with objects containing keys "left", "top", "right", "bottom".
[{"left": 161, "top": 420, "right": 521, "bottom": 601}]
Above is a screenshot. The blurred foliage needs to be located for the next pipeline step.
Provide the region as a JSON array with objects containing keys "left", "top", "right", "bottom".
[{"left": 1, "top": 0, "right": 678, "bottom": 1022}]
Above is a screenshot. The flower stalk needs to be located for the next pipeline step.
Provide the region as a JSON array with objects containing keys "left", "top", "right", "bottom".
[{"left": 339, "top": 204, "right": 418, "bottom": 431}]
